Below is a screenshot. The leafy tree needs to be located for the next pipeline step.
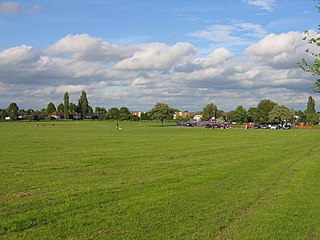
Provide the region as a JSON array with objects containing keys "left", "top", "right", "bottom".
[
  {"left": 39, "top": 108, "right": 48, "bottom": 120},
  {"left": 148, "top": 102, "right": 174, "bottom": 124},
  {"left": 119, "top": 107, "right": 131, "bottom": 120},
  {"left": 95, "top": 106, "right": 107, "bottom": 120},
  {"left": 257, "top": 99, "right": 278, "bottom": 123},
  {"left": 47, "top": 102, "right": 56, "bottom": 117},
  {"left": 57, "top": 103, "right": 64, "bottom": 112},
  {"left": 299, "top": 1, "right": 320, "bottom": 91},
  {"left": 295, "top": 110, "right": 307, "bottom": 124},
  {"left": 202, "top": 103, "right": 217, "bottom": 121},
  {"left": 107, "top": 107, "right": 120, "bottom": 120},
  {"left": 247, "top": 107, "right": 259, "bottom": 122},
  {"left": 78, "top": 90, "right": 89, "bottom": 119},
  {"left": 231, "top": 106, "right": 247, "bottom": 123},
  {"left": 26, "top": 109, "right": 36, "bottom": 121},
  {"left": 0, "top": 109, "right": 7, "bottom": 120},
  {"left": 269, "top": 105, "right": 294, "bottom": 124},
  {"left": 64, "top": 92, "right": 69, "bottom": 119},
  {"left": 69, "top": 102, "right": 77, "bottom": 112},
  {"left": 7, "top": 102, "right": 19, "bottom": 120},
  {"left": 305, "top": 96, "right": 319, "bottom": 125},
  {"left": 7, "top": 102, "right": 19, "bottom": 112}
]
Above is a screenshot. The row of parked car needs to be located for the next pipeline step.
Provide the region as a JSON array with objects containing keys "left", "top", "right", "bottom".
[{"left": 252, "top": 124, "right": 291, "bottom": 129}]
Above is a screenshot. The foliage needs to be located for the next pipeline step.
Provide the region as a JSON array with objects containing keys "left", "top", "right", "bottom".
[
  {"left": 299, "top": 1, "right": 320, "bottom": 91},
  {"left": 57, "top": 103, "right": 64, "bottom": 112},
  {"left": 78, "top": 90, "right": 89, "bottom": 119},
  {"left": 69, "top": 102, "right": 77, "bottom": 112},
  {"left": 202, "top": 103, "right": 217, "bottom": 121},
  {"left": 231, "top": 105, "right": 247, "bottom": 123},
  {"left": 7, "top": 102, "right": 19, "bottom": 112},
  {"left": 107, "top": 107, "right": 120, "bottom": 120},
  {"left": 46, "top": 102, "right": 56, "bottom": 117},
  {"left": 305, "top": 96, "right": 319, "bottom": 125},
  {"left": 119, "top": 107, "right": 131, "bottom": 120},
  {"left": 257, "top": 99, "right": 278, "bottom": 123},
  {"left": 64, "top": 92, "right": 69, "bottom": 119},
  {"left": 268, "top": 105, "right": 294, "bottom": 124},
  {"left": 247, "top": 107, "right": 259, "bottom": 122},
  {"left": 148, "top": 102, "right": 174, "bottom": 123}
]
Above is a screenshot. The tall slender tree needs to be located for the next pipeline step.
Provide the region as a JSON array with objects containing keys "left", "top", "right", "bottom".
[
  {"left": 305, "top": 96, "right": 319, "bottom": 125},
  {"left": 64, "top": 92, "right": 69, "bottom": 119},
  {"left": 78, "top": 90, "right": 89, "bottom": 119}
]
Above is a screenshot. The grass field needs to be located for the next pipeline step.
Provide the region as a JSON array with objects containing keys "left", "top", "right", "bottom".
[{"left": 1, "top": 121, "right": 320, "bottom": 239}]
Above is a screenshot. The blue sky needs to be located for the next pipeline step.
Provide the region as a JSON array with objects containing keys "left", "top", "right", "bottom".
[{"left": 0, "top": 0, "right": 319, "bottom": 111}]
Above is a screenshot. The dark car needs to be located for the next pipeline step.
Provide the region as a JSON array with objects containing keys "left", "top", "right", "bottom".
[
  {"left": 253, "top": 124, "right": 261, "bottom": 129},
  {"left": 283, "top": 124, "right": 291, "bottom": 130},
  {"left": 186, "top": 122, "right": 193, "bottom": 127}
]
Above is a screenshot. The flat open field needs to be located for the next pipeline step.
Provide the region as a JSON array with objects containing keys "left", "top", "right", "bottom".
[{"left": 1, "top": 121, "right": 320, "bottom": 239}]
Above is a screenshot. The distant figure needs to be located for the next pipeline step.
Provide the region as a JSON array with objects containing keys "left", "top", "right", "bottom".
[{"left": 115, "top": 123, "right": 119, "bottom": 129}]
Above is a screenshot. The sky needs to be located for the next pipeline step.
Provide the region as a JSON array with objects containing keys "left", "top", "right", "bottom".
[{"left": 0, "top": 0, "right": 319, "bottom": 112}]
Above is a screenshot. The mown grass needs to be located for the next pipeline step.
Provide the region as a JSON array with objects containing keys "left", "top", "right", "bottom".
[{"left": 0, "top": 121, "right": 320, "bottom": 239}]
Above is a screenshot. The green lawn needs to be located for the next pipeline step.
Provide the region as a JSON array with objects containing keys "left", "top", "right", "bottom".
[{"left": 0, "top": 121, "right": 320, "bottom": 239}]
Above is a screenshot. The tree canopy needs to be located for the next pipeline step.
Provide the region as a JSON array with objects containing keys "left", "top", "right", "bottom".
[
  {"left": 299, "top": 1, "right": 320, "bottom": 91},
  {"left": 148, "top": 102, "right": 174, "bottom": 123},
  {"left": 202, "top": 103, "right": 217, "bottom": 121},
  {"left": 268, "top": 105, "right": 293, "bottom": 124}
]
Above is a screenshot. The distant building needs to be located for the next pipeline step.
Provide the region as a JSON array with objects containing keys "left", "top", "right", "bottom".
[{"left": 131, "top": 111, "right": 142, "bottom": 118}]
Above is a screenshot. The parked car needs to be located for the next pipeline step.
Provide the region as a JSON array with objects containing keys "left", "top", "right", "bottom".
[
  {"left": 270, "top": 124, "right": 279, "bottom": 129},
  {"left": 261, "top": 124, "right": 268, "bottom": 129},
  {"left": 283, "top": 124, "right": 291, "bottom": 130},
  {"left": 253, "top": 124, "right": 261, "bottom": 129}
]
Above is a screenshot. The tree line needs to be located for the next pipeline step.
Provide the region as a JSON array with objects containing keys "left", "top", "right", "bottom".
[{"left": 1, "top": 90, "right": 319, "bottom": 125}]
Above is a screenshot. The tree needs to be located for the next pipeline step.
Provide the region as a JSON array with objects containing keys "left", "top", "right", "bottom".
[
  {"left": 78, "top": 90, "right": 89, "bottom": 119},
  {"left": 305, "top": 96, "right": 319, "bottom": 125},
  {"left": 7, "top": 102, "right": 19, "bottom": 121},
  {"left": 247, "top": 107, "right": 259, "bottom": 122},
  {"left": 69, "top": 102, "right": 77, "bottom": 112},
  {"left": 0, "top": 109, "right": 7, "bottom": 120},
  {"left": 57, "top": 103, "right": 64, "bottom": 112},
  {"left": 231, "top": 106, "right": 247, "bottom": 123},
  {"left": 148, "top": 102, "right": 174, "bottom": 124},
  {"left": 107, "top": 107, "right": 120, "bottom": 120},
  {"left": 269, "top": 105, "right": 294, "bottom": 124},
  {"left": 257, "top": 99, "right": 278, "bottom": 123},
  {"left": 119, "top": 107, "right": 131, "bottom": 120},
  {"left": 64, "top": 92, "right": 69, "bottom": 119},
  {"left": 95, "top": 106, "right": 107, "bottom": 120},
  {"left": 299, "top": 1, "right": 320, "bottom": 91},
  {"left": 47, "top": 102, "right": 56, "bottom": 118},
  {"left": 202, "top": 103, "right": 217, "bottom": 121}
]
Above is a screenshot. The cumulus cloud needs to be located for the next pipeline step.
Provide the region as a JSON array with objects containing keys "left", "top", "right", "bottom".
[
  {"left": 46, "top": 34, "right": 136, "bottom": 62},
  {"left": 244, "top": 31, "right": 315, "bottom": 69},
  {"left": 0, "top": 31, "right": 317, "bottom": 111},
  {"left": 0, "top": 1, "right": 21, "bottom": 14},
  {"left": 116, "top": 42, "right": 196, "bottom": 70}
]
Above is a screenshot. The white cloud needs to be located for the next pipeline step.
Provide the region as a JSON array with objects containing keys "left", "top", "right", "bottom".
[
  {"left": 0, "top": 1, "right": 21, "bottom": 14},
  {"left": 116, "top": 42, "right": 196, "bottom": 70},
  {"left": 244, "top": 31, "right": 315, "bottom": 69},
  {"left": 189, "top": 21, "right": 267, "bottom": 46},
  {"left": 242, "top": 0, "right": 275, "bottom": 12},
  {"left": 45, "top": 34, "right": 136, "bottom": 62},
  {"left": 0, "top": 31, "right": 317, "bottom": 111}
]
